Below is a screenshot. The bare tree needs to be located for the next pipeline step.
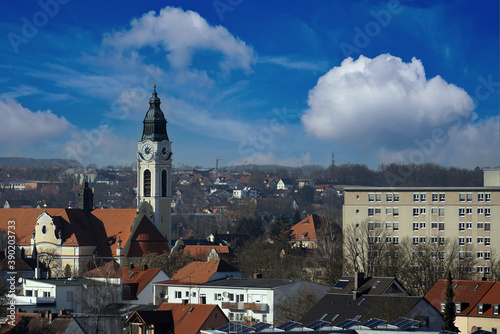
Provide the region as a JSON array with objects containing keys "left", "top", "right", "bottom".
[
  {"left": 314, "top": 215, "right": 343, "bottom": 285},
  {"left": 38, "top": 248, "right": 62, "bottom": 278},
  {"left": 274, "top": 287, "right": 323, "bottom": 326}
]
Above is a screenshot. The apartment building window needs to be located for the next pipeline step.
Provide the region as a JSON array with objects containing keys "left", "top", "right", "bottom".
[
  {"left": 376, "top": 193, "right": 381, "bottom": 202},
  {"left": 431, "top": 236, "right": 438, "bottom": 244},
  {"left": 459, "top": 208, "right": 465, "bottom": 217},
  {"left": 175, "top": 291, "right": 182, "bottom": 298},
  {"left": 431, "top": 207, "right": 438, "bottom": 215},
  {"left": 393, "top": 222, "right": 399, "bottom": 231},
  {"left": 368, "top": 221, "right": 374, "bottom": 230},
  {"left": 420, "top": 208, "right": 426, "bottom": 214},
  {"left": 414, "top": 193, "right": 420, "bottom": 202},
  {"left": 439, "top": 251, "right": 445, "bottom": 259},
  {"left": 459, "top": 251, "right": 465, "bottom": 260},
  {"left": 413, "top": 237, "right": 419, "bottom": 245},
  {"left": 369, "top": 193, "right": 374, "bottom": 202},
  {"left": 375, "top": 236, "right": 381, "bottom": 243},
  {"left": 393, "top": 208, "right": 399, "bottom": 217},
  {"left": 420, "top": 222, "right": 426, "bottom": 229},
  {"left": 369, "top": 236, "right": 374, "bottom": 244},
  {"left": 432, "top": 222, "right": 438, "bottom": 229},
  {"left": 375, "top": 208, "right": 381, "bottom": 215},
  {"left": 478, "top": 208, "right": 484, "bottom": 215},
  {"left": 356, "top": 209, "right": 359, "bottom": 214},
  {"left": 439, "top": 193, "right": 445, "bottom": 202},
  {"left": 439, "top": 208, "right": 445, "bottom": 217},
  {"left": 386, "top": 236, "right": 392, "bottom": 243},
  {"left": 485, "top": 208, "right": 491, "bottom": 217},
  {"left": 386, "top": 222, "right": 392, "bottom": 229},
  {"left": 466, "top": 222, "right": 472, "bottom": 229},
  {"left": 413, "top": 222, "right": 419, "bottom": 231},
  {"left": 393, "top": 236, "right": 399, "bottom": 245},
  {"left": 467, "top": 193, "right": 472, "bottom": 202},
  {"left": 494, "top": 304, "right": 499, "bottom": 315},
  {"left": 485, "top": 252, "right": 491, "bottom": 261},
  {"left": 432, "top": 193, "right": 438, "bottom": 202},
  {"left": 466, "top": 237, "right": 472, "bottom": 244},
  {"left": 477, "top": 251, "right": 483, "bottom": 259},
  {"left": 459, "top": 237, "right": 465, "bottom": 246},
  {"left": 477, "top": 266, "right": 483, "bottom": 274},
  {"left": 485, "top": 222, "right": 490, "bottom": 231},
  {"left": 386, "top": 193, "right": 393, "bottom": 202},
  {"left": 459, "top": 193, "right": 465, "bottom": 202},
  {"left": 478, "top": 237, "right": 483, "bottom": 244},
  {"left": 413, "top": 208, "right": 419, "bottom": 216},
  {"left": 477, "top": 222, "right": 483, "bottom": 229},
  {"left": 421, "top": 193, "right": 426, "bottom": 202},
  {"left": 466, "top": 251, "right": 472, "bottom": 259},
  {"left": 478, "top": 193, "right": 484, "bottom": 202},
  {"left": 356, "top": 195, "right": 360, "bottom": 200},
  {"left": 420, "top": 237, "right": 426, "bottom": 244},
  {"left": 459, "top": 223, "right": 465, "bottom": 231},
  {"left": 485, "top": 267, "right": 491, "bottom": 274},
  {"left": 394, "top": 193, "right": 399, "bottom": 202},
  {"left": 386, "top": 207, "right": 392, "bottom": 215},
  {"left": 466, "top": 208, "right": 472, "bottom": 215},
  {"left": 486, "top": 193, "right": 491, "bottom": 202},
  {"left": 375, "top": 222, "right": 381, "bottom": 229},
  {"left": 368, "top": 208, "right": 374, "bottom": 216},
  {"left": 439, "top": 222, "right": 445, "bottom": 231},
  {"left": 485, "top": 237, "right": 491, "bottom": 246}
]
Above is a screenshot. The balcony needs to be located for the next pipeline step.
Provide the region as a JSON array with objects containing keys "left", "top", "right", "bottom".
[{"left": 221, "top": 302, "right": 268, "bottom": 312}]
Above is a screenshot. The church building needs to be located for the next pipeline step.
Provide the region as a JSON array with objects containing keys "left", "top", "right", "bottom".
[{"left": 0, "top": 87, "right": 172, "bottom": 276}]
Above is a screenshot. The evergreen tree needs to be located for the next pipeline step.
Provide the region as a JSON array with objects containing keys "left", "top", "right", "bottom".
[
  {"left": 270, "top": 215, "right": 292, "bottom": 248},
  {"left": 442, "top": 271, "right": 457, "bottom": 332},
  {"left": 293, "top": 209, "right": 302, "bottom": 224},
  {"left": 237, "top": 217, "right": 264, "bottom": 239}
]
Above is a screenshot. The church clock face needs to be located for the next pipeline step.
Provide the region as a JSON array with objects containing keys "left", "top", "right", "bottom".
[
  {"left": 159, "top": 143, "right": 171, "bottom": 160},
  {"left": 141, "top": 143, "right": 154, "bottom": 160}
]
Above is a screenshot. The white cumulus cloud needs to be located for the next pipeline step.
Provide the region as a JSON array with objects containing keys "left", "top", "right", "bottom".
[
  {"left": 302, "top": 54, "right": 475, "bottom": 148},
  {"left": 0, "top": 98, "right": 72, "bottom": 147},
  {"left": 103, "top": 6, "right": 256, "bottom": 72}
]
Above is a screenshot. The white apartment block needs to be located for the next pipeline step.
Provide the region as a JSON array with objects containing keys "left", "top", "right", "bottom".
[{"left": 343, "top": 169, "right": 500, "bottom": 276}]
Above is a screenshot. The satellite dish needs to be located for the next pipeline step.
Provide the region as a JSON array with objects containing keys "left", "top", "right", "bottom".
[
  {"left": 223, "top": 292, "right": 229, "bottom": 298},
  {"left": 18, "top": 277, "right": 23, "bottom": 284}
]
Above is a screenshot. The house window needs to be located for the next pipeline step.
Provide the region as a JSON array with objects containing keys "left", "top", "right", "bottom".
[
  {"left": 456, "top": 303, "right": 462, "bottom": 313},
  {"left": 175, "top": 291, "right": 182, "bottom": 298},
  {"left": 478, "top": 193, "right": 484, "bottom": 202},
  {"left": 386, "top": 193, "right": 393, "bottom": 202},
  {"left": 478, "top": 304, "right": 484, "bottom": 314},
  {"left": 185, "top": 291, "right": 189, "bottom": 297},
  {"left": 493, "top": 305, "right": 499, "bottom": 315},
  {"left": 440, "top": 302, "right": 445, "bottom": 312},
  {"left": 215, "top": 293, "right": 222, "bottom": 300},
  {"left": 459, "top": 208, "right": 465, "bottom": 217}
]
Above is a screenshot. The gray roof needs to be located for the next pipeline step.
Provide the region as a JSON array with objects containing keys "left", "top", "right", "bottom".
[
  {"left": 201, "top": 278, "right": 299, "bottom": 289},
  {"left": 344, "top": 186, "right": 500, "bottom": 191},
  {"left": 300, "top": 294, "right": 425, "bottom": 327},
  {"left": 28, "top": 278, "right": 85, "bottom": 286},
  {"left": 329, "top": 276, "right": 407, "bottom": 296}
]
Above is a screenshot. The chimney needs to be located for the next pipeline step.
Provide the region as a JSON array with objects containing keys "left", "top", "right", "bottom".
[
  {"left": 130, "top": 263, "right": 134, "bottom": 270},
  {"left": 354, "top": 272, "right": 364, "bottom": 290}
]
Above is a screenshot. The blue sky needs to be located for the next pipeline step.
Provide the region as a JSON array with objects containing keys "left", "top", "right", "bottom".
[{"left": 0, "top": 0, "right": 498, "bottom": 169}]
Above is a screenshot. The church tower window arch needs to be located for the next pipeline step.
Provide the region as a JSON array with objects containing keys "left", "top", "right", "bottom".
[{"left": 143, "top": 169, "right": 151, "bottom": 197}]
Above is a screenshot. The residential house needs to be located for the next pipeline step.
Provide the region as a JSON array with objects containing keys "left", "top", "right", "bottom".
[
  {"left": 425, "top": 279, "right": 500, "bottom": 334},
  {"left": 86, "top": 261, "right": 169, "bottom": 305},
  {"left": 301, "top": 273, "right": 443, "bottom": 330},
  {"left": 290, "top": 214, "right": 321, "bottom": 249},
  {"left": 126, "top": 303, "right": 228, "bottom": 334},
  {"left": 297, "top": 179, "right": 315, "bottom": 189},
  {"left": 277, "top": 178, "right": 293, "bottom": 191}
]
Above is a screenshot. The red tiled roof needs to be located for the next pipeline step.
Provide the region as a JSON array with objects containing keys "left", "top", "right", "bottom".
[
  {"left": 87, "top": 261, "right": 164, "bottom": 296},
  {"left": 425, "top": 279, "right": 496, "bottom": 315},
  {"left": 291, "top": 214, "right": 321, "bottom": 242},
  {"left": 477, "top": 282, "right": 500, "bottom": 317},
  {"left": 183, "top": 245, "right": 230, "bottom": 258},
  {"left": 156, "top": 303, "right": 228, "bottom": 334},
  {"left": 165, "top": 258, "right": 238, "bottom": 285}
]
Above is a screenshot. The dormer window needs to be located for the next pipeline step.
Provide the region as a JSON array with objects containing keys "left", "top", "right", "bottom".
[
  {"left": 478, "top": 304, "right": 484, "bottom": 315},
  {"left": 455, "top": 302, "right": 461, "bottom": 313},
  {"left": 494, "top": 304, "right": 499, "bottom": 315},
  {"left": 440, "top": 302, "right": 445, "bottom": 313}
]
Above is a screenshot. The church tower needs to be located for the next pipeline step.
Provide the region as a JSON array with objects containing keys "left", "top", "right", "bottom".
[{"left": 137, "top": 85, "right": 172, "bottom": 246}]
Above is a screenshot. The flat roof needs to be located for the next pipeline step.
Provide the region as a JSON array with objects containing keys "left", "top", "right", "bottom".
[
  {"left": 25, "top": 278, "right": 85, "bottom": 286},
  {"left": 201, "top": 278, "right": 299, "bottom": 289}
]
